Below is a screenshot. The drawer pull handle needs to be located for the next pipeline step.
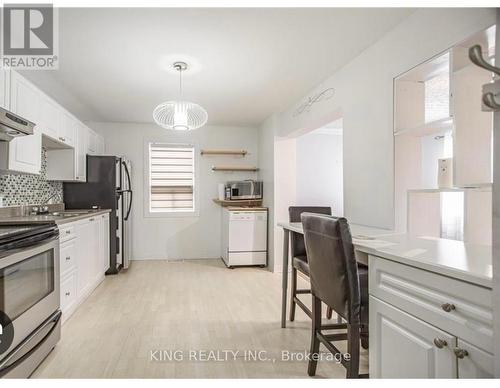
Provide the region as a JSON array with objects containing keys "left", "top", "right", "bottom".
[
  {"left": 65, "top": 292, "right": 71, "bottom": 296},
  {"left": 433, "top": 338, "right": 447, "bottom": 349},
  {"left": 453, "top": 348, "right": 469, "bottom": 359},
  {"left": 441, "top": 303, "right": 456, "bottom": 312},
  {"left": 65, "top": 256, "right": 71, "bottom": 261},
  {"left": 65, "top": 230, "right": 71, "bottom": 235},
  {"left": 90, "top": 218, "right": 95, "bottom": 221}
]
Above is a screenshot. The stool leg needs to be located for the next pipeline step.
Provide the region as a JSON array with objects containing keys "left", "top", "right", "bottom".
[
  {"left": 289, "top": 267, "right": 297, "bottom": 321},
  {"left": 346, "top": 323, "right": 361, "bottom": 378},
  {"left": 307, "top": 295, "right": 321, "bottom": 377}
]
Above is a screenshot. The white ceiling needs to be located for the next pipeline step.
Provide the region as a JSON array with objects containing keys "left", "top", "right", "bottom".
[{"left": 21, "top": 8, "right": 414, "bottom": 127}]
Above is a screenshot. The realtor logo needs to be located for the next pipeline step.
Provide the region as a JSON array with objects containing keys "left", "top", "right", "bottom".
[{"left": 1, "top": 3, "right": 59, "bottom": 69}]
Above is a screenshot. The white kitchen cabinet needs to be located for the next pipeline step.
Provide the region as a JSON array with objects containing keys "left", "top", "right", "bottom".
[
  {"left": 60, "top": 272, "right": 78, "bottom": 318},
  {"left": 59, "top": 110, "right": 76, "bottom": 148},
  {"left": 75, "top": 122, "right": 87, "bottom": 181},
  {"left": 456, "top": 339, "right": 494, "bottom": 378},
  {"left": 370, "top": 296, "right": 457, "bottom": 378},
  {"left": 96, "top": 134, "right": 105, "bottom": 154},
  {"left": 58, "top": 213, "right": 109, "bottom": 322},
  {"left": 6, "top": 71, "right": 42, "bottom": 175},
  {"left": 0, "top": 69, "right": 9, "bottom": 109},
  {"left": 75, "top": 217, "right": 99, "bottom": 298},
  {"left": 86, "top": 128, "right": 98, "bottom": 155},
  {"left": 38, "top": 95, "right": 60, "bottom": 141},
  {"left": 369, "top": 254, "right": 493, "bottom": 378},
  {"left": 99, "top": 213, "right": 110, "bottom": 273}
]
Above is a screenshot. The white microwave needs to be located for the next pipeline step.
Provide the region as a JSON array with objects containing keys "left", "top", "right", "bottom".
[{"left": 226, "top": 181, "right": 263, "bottom": 200}]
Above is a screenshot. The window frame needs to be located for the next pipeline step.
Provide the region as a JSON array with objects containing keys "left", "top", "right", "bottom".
[{"left": 144, "top": 140, "right": 199, "bottom": 218}]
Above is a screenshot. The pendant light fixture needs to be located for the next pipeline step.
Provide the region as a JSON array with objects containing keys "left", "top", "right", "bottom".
[{"left": 153, "top": 61, "right": 208, "bottom": 131}]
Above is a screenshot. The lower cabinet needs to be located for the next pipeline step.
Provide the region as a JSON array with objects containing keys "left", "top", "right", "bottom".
[
  {"left": 369, "top": 255, "right": 494, "bottom": 378},
  {"left": 370, "top": 296, "right": 457, "bottom": 378},
  {"left": 58, "top": 213, "right": 110, "bottom": 322}
]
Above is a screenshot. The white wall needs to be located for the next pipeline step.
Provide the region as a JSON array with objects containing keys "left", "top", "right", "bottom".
[
  {"left": 277, "top": 8, "right": 495, "bottom": 230},
  {"left": 257, "top": 115, "right": 277, "bottom": 270},
  {"left": 295, "top": 131, "right": 343, "bottom": 216},
  {"left": 273, "top": 136, "right": 297, "bottom": 273},
  {"left": 91, "top": 122, "right": 259, "bottom": 260}
]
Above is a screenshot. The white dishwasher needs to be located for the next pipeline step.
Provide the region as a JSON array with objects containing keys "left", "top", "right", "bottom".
[{"left": 221, "top": 208, "right": 267, "bottom": 268}]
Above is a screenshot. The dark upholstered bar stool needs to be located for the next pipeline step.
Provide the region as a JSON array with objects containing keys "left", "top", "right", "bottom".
[
  {"left": 288, "top": 206, "right": 332, "bottom": 321},
  {"left": 301, "top": 213, "right": 369, "bottom": 378}
]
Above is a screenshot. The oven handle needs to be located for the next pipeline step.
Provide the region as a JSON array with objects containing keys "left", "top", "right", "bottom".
[
  {"left": 0, "top": 233, "right": 59, "bottom": 260},
  {"left": 0, "top": 310, "right": 61, "bottom": 377}
]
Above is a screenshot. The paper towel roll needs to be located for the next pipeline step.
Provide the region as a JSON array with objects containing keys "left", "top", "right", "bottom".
[{"left": 218, "top": 183, "right": 226, "bottom": 200}]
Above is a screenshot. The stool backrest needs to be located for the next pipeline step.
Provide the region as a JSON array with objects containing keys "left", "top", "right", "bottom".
[
  {"left": 301, "top": 213, "right": 361, "bottom": 324},
  {"left": 288, "top": 206, "right": 331, "bottom": 258}
]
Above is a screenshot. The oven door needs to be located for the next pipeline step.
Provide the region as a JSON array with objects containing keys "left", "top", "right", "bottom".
[{"left": 0, "top": 236, "right": 59, "bottom": 358}]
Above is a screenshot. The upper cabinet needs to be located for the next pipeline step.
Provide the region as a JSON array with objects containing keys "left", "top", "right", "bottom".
[
  {"left": 0, "top": 69, "right": 9, "bottom": 109},
  {"left": 6, "top": 71, "right": 42, "bottom": 175},
  {"left": 394, "top": 25, "right": 495, "bottom": 244},
  {"left": 0, "top": 69, "right": 105, "bottom": 180}
]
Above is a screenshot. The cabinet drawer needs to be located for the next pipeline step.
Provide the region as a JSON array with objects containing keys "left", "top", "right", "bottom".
[
  {"left": 457, "top": 339, "right": 494, "bottom": 378},
  {"left": 369, "top": 255, "right": 493, "bottom": 352},
  {"left": 60, "top": 239, "right": 77, "bottom": 277},
  {"left": 60, "top": 272, "right": 77, "bottom": 313},
  {"left": 59, "top": 225, "right": 76, "bottom": 242}
]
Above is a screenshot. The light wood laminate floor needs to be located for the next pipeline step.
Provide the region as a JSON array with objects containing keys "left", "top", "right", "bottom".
[{"left": 33, "top": 259, "right": 368, "bottom": 378}]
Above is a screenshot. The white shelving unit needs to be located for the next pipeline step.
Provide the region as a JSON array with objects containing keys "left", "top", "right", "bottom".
[{"left": 394, "top": 25, "right": 495, "bottom": 245}]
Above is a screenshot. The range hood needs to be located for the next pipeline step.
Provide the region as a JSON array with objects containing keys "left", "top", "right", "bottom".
[{"left": 0, "top": 107, "right": 35, "bottom": 141}]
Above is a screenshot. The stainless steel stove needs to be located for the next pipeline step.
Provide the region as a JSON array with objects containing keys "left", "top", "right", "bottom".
[{"left": 0, "top": 223, "right": 61, "bottom": 378}]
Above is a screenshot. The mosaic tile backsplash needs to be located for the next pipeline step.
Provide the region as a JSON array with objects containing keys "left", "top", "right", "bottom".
[{"left": 0, "top": 148, "right": 63, "bottom": 207}]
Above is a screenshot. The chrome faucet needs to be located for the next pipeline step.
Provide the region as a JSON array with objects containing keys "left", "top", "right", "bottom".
[{"left": 31, "top": 192, "right": 61, "bottom": 215}]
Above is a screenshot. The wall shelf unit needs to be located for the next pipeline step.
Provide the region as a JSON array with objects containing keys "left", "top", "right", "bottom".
[
  {"left": 394, "top": 25, "right": 495, "bottom": 245},
  {"left": 201, "top": 149, "right": 247, "bottom": 156},
  {"left": 211, "top": 166, "right": 259, "bottom": 172}
]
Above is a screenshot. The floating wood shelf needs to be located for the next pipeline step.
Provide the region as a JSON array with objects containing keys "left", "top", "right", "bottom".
[
  {"left": 213, "top": 199, "right": 263, "bottom": 207},
  {"left": 211, "top": 165, "right": 259, "bottom": 172},
  {"left": 201, "top": 149, "right": 247, "bottom": 156}
]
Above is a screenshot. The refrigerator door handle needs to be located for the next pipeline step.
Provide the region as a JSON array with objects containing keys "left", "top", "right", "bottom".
[{"left": 122, "top": 161, "right": 133, "bottom": 221}]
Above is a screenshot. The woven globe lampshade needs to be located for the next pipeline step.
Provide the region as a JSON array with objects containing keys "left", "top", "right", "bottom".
[
  {"left": 153, "top": 100, "right": 208, "bottom": 131},
  {"left": 153, "top": 61, "right": 208, "bottom": 131}
]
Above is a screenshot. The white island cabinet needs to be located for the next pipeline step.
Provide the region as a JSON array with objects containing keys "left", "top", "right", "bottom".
[
  {"left": 58, "top": 212, "right": 110, "bottom": 322},
  {"left": 368, "top": 252, "right": 493, "bottom": 378}
]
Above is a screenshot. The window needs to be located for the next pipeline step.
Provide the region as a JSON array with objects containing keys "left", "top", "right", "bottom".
[{"left": 148, "top": 143, "right": 195, "bottom": 213}]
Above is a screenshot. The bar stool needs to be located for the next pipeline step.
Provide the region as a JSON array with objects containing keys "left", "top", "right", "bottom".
[
  {"left": 288, "top": 206, "right": 332, "bottom": 321},
  {"left": 301, "top": 213, "right": 369, "bottom": 378}
]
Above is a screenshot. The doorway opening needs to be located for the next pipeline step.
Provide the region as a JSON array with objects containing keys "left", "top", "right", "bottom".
[{"left": 295, "top": 118, "right": 344, "bottom": 216}]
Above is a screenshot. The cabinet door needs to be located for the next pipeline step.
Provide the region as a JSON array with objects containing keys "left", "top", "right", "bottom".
[
  {"left": 76, "top": 219, "right": 94, "bottom": 296},
  {"left": 100, "top": 214, "right": 110, "bottom": 273},
  {"left": 8, "top": 71, "right": 41, "bottom": 174},
  {"left": 38, "top": 95, "right": 60, "bottom": 141},
  {"left": 370, "top": 296, "right": 457, "bottom": 378},
  {"left": 86, "top": 128, "right": 99, "bottom": 155},
  {"left": 456, "top": 339, "right": 494, "bottom": 378},
  {"left": 0, "top": 69, "right": 9, "bottom": 109},
  {"left": 89, "top": 216, "right": 101, "bottom": 283},
  {"left": 75, "top": 122, "right": 87, "bottom": 181},
  {"left": 97, "top": 135, "right": 105, "bottom": 154},
  {"left": 59, "top": 111, "right": 76, "bottom": 147}
]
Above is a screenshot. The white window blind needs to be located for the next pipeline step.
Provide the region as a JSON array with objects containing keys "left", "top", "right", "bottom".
[{"left": 149, "top": 143, "right": 195, "bottom": 212}]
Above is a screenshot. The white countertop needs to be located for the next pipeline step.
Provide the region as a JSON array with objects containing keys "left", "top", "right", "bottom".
[{"left": 278, "top": 221, "right": 492, "bottom": 289}]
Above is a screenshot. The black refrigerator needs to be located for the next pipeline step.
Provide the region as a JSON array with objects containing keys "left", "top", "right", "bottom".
[{"left": 63, "top": 155, "right": 132, "bottom": 274}]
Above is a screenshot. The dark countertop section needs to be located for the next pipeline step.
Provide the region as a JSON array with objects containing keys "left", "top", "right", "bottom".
[{"left": 0, "top": 209, "right": 112, "bottom": 225}]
